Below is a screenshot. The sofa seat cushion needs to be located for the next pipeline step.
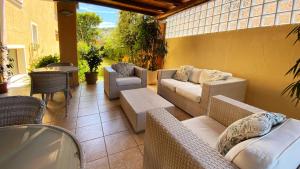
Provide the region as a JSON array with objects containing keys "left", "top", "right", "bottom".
[
  {"left": 182, "top": 116, "right": 226, "bottom": 148},
  {"left": 116, "top": 77, "right": 141, "bottom": 86},
  {"left": 160, "top": 79, "right": 187, "bottom": 91},
  {"left": 176, "top": 84, "right": 202, "bottom": 102},
  {"left": 225, "top": 119, "right": 300, "bottom": 169}
]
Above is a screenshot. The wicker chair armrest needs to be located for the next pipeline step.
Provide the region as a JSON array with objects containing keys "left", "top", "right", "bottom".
[
  {"left": 157, "top": 69, "right": 177, "bottom": 83},
  {"left": 0, "top": 96, "right": 45, "bottom": 127},
  {"left": 144, "top": 108, "right": 237, "bottom": 169},
  {"left": 134, "top": 66, "right": 147, "bottom": 87},
  {"left": 208, "top": 95, "right": 265, "bottom": 127}
]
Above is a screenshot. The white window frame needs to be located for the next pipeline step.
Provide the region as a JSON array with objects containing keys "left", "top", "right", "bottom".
[{"left": 31, "top": 22, "right": 39, "bottom": 44}]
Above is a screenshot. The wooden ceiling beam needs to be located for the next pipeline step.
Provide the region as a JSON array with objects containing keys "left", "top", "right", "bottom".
[
  {"left": 157, "top": 0, "right": 208, "bottom": 20},
  {"left": 154, "top": 0, "right": 184, "bottom": 6},
  {"left": 77, "top": 0, "right": 163, "bottom": 16},
  {"left": 112, "top": 0, "right": 170, "bottom": 12}
]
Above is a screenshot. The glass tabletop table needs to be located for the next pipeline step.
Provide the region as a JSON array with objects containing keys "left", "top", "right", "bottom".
[{"left": 0, "top": 124, "right": 84, "bottom": 169}]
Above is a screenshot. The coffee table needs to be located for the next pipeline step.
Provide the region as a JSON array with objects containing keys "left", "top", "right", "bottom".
[{"left": 120, "top": 88, "right": 174, "bottom": 132}]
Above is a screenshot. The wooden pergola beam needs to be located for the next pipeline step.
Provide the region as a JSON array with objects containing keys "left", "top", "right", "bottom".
[
  {"left": 113, "top": 0, "right": 170, "bottom": 12},
  {"left": 78, "top": 0, "right": 163, "bottom": 16},
  {"left": 156, "top": 0, "right": 208, "bottom": 20},
  {"left": 154, "top": 0, "right": 185, "bottom": 6}
]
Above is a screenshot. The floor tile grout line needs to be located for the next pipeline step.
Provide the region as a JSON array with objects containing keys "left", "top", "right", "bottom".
[{"left": 96, "top": 92, "right": 112, "bottom": 169}]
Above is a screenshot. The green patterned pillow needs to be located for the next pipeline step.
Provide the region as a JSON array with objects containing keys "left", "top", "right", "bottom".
[{"left": 217, "top": 112, "right": 286, "bottom": 156}]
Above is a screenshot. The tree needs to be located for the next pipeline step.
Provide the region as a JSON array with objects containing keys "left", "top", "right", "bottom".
[
  {"left": 117, "top": 11, "right": 142, "bottom": 62},
  {"left": 77, "top": 12, "right": 102, "bottom": 45}
]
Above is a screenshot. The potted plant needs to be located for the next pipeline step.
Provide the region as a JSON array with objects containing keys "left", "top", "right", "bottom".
[
  {"left": 81, "top": 45, "right": 104, "bottom": 84},
  {"left": 0, "top": 44, "right": 13, "bottom": 94},
  {"left": 136, "top": 16, "right": 168, "bottom": 85}
]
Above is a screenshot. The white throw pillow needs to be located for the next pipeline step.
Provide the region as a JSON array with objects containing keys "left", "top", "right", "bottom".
[
  {"left": 189, "top": 68, "right": 202, "bottom": 83},
  {"left": 173, "top": 65, "right": 194, "bottom": 82},
  {"left": 198, "top": 69, "right": 232, "bottom": 84},
  {"left": 217, "top": 112, "right": 286, "bottom": 156}
]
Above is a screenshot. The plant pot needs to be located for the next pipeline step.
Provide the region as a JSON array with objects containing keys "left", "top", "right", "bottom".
[
  {"left": 147, "top": 70, "right": 158, "bottom": 85},
  {"left": 85, "top": 72, "right": 98, "bottom": 85},
  {"left": 0, "top": 82, "right": 8, "bottom": 94}
]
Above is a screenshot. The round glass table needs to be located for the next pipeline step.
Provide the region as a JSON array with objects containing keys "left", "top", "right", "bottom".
[{"left": 0, "top": 125, "right": 84, "bottom": 169}]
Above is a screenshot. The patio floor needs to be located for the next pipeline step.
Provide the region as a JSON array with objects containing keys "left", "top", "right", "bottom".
[{"left": 3, "top": 82, "right": 191, "bottom": 169}]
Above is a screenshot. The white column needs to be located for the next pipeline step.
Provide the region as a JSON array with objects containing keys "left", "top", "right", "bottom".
[{"left": 0, "top": 0, "right": 8, "bottom": 82}]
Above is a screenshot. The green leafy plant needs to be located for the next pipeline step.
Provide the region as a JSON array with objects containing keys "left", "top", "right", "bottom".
[
  {"left": 80, "top": 46, "right": 104, "bottom": 72},
  {"left": 136, "top": 16, "right": 168, "bottom": 71},
  {"left": 77, "top": 12, "right": 102, "bottom": 45},
  {"left": 0, "top": 44, "right": 13, "bottom": 83},
  {"left": 33, "top": 54, "right": 60, "bottom": 69},
  {"left": 282, "top": 26, "right": 300, "bottom": 106}
]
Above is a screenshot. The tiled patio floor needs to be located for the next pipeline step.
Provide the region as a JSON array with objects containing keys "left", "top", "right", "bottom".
[{"left": 3, "top": 82, "right": 191, "bottom": 169}]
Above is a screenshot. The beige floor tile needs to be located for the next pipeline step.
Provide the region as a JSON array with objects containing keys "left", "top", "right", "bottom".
[
  {"left": 105, "top": 131, "right": 138, "bottom": 155},
  {"left": 51, "top": 118, "right": 77, "bottom": 131},
  {"left": 85, "top": 157, "right": 110, "bottom": 169},
  {"left": 102, "top": 118, "right": 129, "bottom": 136},
  {"left": 78, "top": 107, "right": 99, "bottom": 117},
  {"left": 132, "top": 132, "right": 144, "bottom": 145},
  {"left": 80, "top": 96, "right": 98, "bottom": 102},
  {"left": 81, "top": 138, "right": 107, "bottom": 162},
  {"left": 138, "top": 145, "right": 144, "bottom": 155},
  {"left": 108, "top": 147, "right": 143, "bottom": 169},
  {"left": 77, "top": 114, "right": 101, "bottom": 128},
  {"left": 76, "top": 124, "right": 103, "bottom": 142},
  {"left": 79, "top": 102, "right": 98, "bottom": 109},
  {"left": 100, "top": 109, "right": 124, "bottom": 122},
  {"left": 99, "top": 105, "right": 121, "bottom": 113}
]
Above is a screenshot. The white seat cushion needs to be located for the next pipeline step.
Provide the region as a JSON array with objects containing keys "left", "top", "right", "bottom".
[
  {"left": 225, "top": 119, "right": 300, "bottom": 169},
  {"left": 160, "top": 79, "right": 187, "bottom": 91},
  {"left": 182, "top": 116, "right": 226, "bottom": 148},
  {"left": 116, "top": 77, "right": 141, "bottom": 86},
  {"left": 176, "top": 84, "right": 202, "bottom": 102}
]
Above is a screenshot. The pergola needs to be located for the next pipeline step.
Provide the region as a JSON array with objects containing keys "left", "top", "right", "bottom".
[{"left": 56, "top": 0, "right": 208, "bottom": 85}]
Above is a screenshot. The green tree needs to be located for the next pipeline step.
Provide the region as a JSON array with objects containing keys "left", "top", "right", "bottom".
[
  {"left": 77, "top": 12, "right": 102, "bottom": 45},
  {"left": 103, "top": 28, "right": 125, "bottom": 61},
  {"left": 117, "top": 11, "right": 142, "bottom": 62}
]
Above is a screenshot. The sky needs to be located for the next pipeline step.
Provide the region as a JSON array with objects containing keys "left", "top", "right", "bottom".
[{"left": 78, "top": 3, "right": 119, "bottom": 29}]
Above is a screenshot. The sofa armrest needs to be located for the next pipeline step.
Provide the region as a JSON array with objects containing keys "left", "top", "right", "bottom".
[
  {"left": 134, "top": 66, "right": 147, "bottom": 87},
  {"left": 144, "top": 108, "right": 237, "bottom": 169},
  {"left": 200, "top": 77, "right": 247, "bottom": 114},
  {"left": 104, "top": 66, "right": 118, "bottom": 99},
  {"left": 157, "top": 69, "right": 177, "bottom": 83},
  {"left": 208, "top": 95, "right": 265, "bottom": 127}
]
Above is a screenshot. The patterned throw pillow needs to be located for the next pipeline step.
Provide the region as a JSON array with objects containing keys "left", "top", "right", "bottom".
[
  {"left": 111, "top": 62, "right": 135, "bottom": 77},
  {"left": 173, "top": 65, "right": 194, "bottom": 82},
  {"left": 217, "top": 112, "right": 286, "bottom": 156},
  {"left": 189, "top": 68, "right": 202, "bottom": 83},
  {"left": 198, "top": 69, "right": 232, "bottom": 84}
]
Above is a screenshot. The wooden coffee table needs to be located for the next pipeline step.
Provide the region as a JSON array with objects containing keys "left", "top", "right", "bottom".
[{"left": 120, "top": 88, "right": 174, "bottom": 133}]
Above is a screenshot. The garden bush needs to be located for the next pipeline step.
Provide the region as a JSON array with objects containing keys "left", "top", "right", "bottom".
[{"left": 31, "top": 54, "right": 60, "bottom": 69}]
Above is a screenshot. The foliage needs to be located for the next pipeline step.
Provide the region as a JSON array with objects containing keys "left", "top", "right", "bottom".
[
  {"left": 77, "top": 12, "right": 102, "bottom": 45},
  {"left": 282, "top": 26, "right": 300, "bottom": 106},
  {"left": 117, "top": 11, "right": 143, "bottom": 62},
  {"left": 0, "top": 44, "right": 13, "bottom": 83},
  {"left": 80, "top": 45, "right": 104, "bottom": 72},
  {"left": 135, "top": 16, "right": 168, "bottom": 71},
  {"left": 103, "top": 29, "right": 126, "bottom": 61},
  {"left": 32, "top": 54, "right": 60, "bottom": 69}
]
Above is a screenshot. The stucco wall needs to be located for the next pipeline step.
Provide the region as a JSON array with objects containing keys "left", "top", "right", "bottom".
[
  {"left": 6, "top": 0, "right": 59, "bottom": 71},
  {"left": 165, "top": 25, "right": 300, "bottom": 119}
]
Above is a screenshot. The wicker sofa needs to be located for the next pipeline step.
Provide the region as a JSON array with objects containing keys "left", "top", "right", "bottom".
[
  {"left": 144, "top": 95, "right": 300, "bottom": 169},
  {"left": 157, "top": 69, "right": 247, "bottom": 117},
  {"left": 104, "top": 66, "right": 147, "bottom": 99}
]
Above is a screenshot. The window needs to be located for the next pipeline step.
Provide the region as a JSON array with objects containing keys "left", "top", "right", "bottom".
[{"left": 31, "top": 23, "right": 38, "bottom": 44}]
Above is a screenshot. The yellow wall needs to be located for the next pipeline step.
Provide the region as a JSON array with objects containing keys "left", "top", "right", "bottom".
[
  {"left": 165, "top": 25, "right": 300, "bottom": 119},
  {"left": 6, "top": 0, "right": 59, "bottom": 71}
]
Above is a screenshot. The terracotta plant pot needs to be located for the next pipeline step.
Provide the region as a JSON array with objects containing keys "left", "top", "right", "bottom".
[
  {"left": 147, "top": 70, "right": 158, "bottom": 85},
  {"left": 0, "top": 82, "right": 8, "bottom": 94},
  {"left": 85, "top": 72, "right": 98, "bottom": 85}
]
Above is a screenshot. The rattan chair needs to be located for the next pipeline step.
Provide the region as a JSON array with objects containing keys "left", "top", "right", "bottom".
[
  {"left": 0, "top": 96, "right": 45, "bottom": 127},
  {"left": 29, "top": 71, "right": 70, "bottom": 116}
]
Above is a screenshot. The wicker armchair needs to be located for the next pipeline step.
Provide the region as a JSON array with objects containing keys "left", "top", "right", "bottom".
[
  {"left": 29, "top": 71, "right": 70, "bottom": 116},
  {"left": 0, "top": 96, "right": 45, "bottom": 127}
]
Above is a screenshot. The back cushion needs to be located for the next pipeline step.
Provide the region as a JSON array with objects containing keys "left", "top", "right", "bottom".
[
  {"left": 111, "top": 62, "right": 135, "bottom": 77},
  {"left": 173, "top": 65, "right": 194, "bottom": 82},
  {"left": 225, "top": 119, "right": 300, "bottom": 169},
  {"left": 189, "top": 68, "right": 202, "bottom": 83}
]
